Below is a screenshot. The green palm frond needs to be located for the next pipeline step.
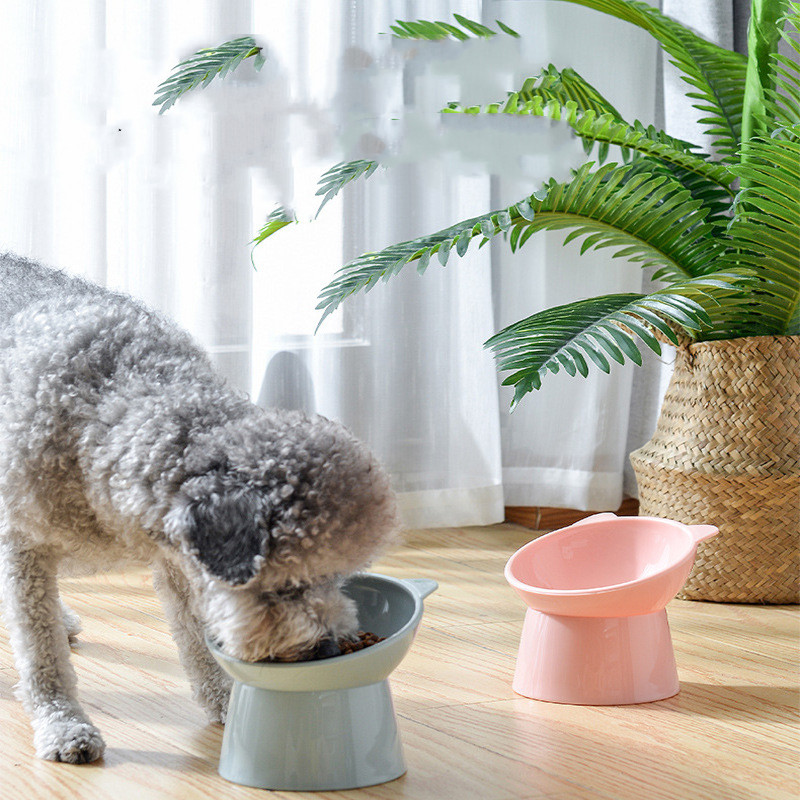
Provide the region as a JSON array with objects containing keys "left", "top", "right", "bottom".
[
  {"left": 486, "top": 274, "right": 753, "bottom": 405},
  {"left": 251, "top": 206, "right": 296, "bottom": 249},
  {"left": 154, "top": 37, "right": 265, "bottom": 114},
  {"left": 558, "top": 0, "right": 747, "bottom": 159},
  {"left": 445, "top": 97, "right": 734, "bottom": 193},
  {"left": 716, "top": 135, "right": 800, "bottom": 336},
  {"left": 316, "top": 210, "right": 501, "bottom": 328},
  {"left": 621, "top": 158, "right": 733, "bottom": 230},
  {"left": 315, "top": 160, "right": 379, "bottom": 216},
  {"left": 508, "top": 65, "right": 625, "bottom": 120},
  {"left": 762, "top": 3, "right": 800, "bottom": 138},
  {"left": 389, "top": 14, "right": 519, "bottom": 40},
  {"left": 316, "top": 161, "right": 726, "bottom": 325}
]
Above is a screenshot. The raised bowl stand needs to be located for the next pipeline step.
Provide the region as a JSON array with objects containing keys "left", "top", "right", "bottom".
[{"left": 207, "top": 575, "right": 437, "bottom": 791}]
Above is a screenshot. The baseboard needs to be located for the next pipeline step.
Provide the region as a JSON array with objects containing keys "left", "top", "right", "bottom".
[{"left": 504, "top": 497, "right": 640, "bottom": 531}]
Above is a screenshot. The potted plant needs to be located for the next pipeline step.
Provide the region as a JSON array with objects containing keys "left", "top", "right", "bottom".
[{"left": 156, "top": 1, "right": 799, "bottom": 602}]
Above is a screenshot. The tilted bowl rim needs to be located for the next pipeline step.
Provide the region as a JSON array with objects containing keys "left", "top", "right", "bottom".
[
  {"left": 205, "top": 572, "right": 425, "bottom": 670},
  {"left": 504, "top": 516, "right": 699, "bottom": 597}
]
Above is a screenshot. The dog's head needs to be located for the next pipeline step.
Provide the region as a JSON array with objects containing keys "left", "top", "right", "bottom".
[{"left": 164, "top": 409, "right": 399, "bottom": 662}]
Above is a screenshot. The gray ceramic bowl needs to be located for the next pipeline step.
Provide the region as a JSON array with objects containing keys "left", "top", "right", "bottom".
[{"left": 206, "top": 573, "right": 437, "bottom": 791}]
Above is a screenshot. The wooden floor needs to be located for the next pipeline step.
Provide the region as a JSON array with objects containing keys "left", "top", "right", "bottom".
[{"left": 0, "top": 524, "right": 797, "bottom": 800}]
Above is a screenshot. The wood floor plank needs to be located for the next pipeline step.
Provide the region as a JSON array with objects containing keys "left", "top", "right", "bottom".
[
  {"left": 389, "top": 623, "right": 518, "bottom": 712},
  {"left": 0, "top": 524, "right": 796, "bottom": 800},
  {"left": 402, "top": 698, "right": 795, "bottom": 800}
]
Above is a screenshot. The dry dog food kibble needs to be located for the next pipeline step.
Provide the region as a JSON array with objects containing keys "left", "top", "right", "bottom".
[
  {"left": 263, "top": 631, "right": 387, "bottom": 662},
  {"left": 338, "top": 631, "right": 385, "bottom": 655}
]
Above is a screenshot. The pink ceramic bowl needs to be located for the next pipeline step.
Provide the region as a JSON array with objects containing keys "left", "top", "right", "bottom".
[
  {"left": 505, "top": 513, "right": 718, "bottom": 704},
  {"left": 505, "top": 513, "right": 718, "bottom": 618}
]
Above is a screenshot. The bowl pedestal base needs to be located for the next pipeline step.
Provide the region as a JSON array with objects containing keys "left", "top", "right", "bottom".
[
  {"left": 513, "top": 608, "right": 679, "bottom": 705},
  {"left": 219, "top": 679, "right": 406, "bottom": 791}
]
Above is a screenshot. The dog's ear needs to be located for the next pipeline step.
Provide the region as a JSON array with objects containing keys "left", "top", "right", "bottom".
[{"left": 166, "top": 490, "right": 267, "bottom": 585}]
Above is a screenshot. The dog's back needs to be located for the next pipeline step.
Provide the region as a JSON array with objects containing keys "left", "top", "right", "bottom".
[{"left": 0, "top": 252, "right": 106, "bottom": 330}]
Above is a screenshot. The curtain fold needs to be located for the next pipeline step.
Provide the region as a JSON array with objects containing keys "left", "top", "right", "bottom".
[
  {"left": 0, "top": 0, "right": 711, "bottom": 528},
  {"left": 254, "top": 0, "right": 505, "bottom": 528},
  {"left": 489, "top": 1, "right": 660, "bottom": 512}
]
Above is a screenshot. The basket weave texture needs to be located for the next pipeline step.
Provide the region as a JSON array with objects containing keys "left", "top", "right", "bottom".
[{"left": 630, "top": 335, "right": 799, "bottom": 603}]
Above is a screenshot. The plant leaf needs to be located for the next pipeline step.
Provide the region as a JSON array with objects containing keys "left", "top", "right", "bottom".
[
  {"left": 486, "top": 272, "right": 754, "bottom": 405},
  {"left": 315, "top": 160, "right": 379, "bottom": 216},
  {"left": 316, "top": 161, "right": 729, "bottom": 323},
  {"left": 555, "top": 0, "right": 747, "bottom": 159},
  {"left": 761, "top": 3, "right": 800, "bottom": 138},
  {"left": 509, "top": 64, "right": 625, "bottom": 119},
  {"left": 251, "top": 205, "right": 296, "bottom": 256},
  {"left": 740, "top": 0, "right": 792, "bottom": 147},
  {"left": 446, "top": 94, "right": 734, "bottom": 196},
  {"left": 716, "top": 136, "right": 800, "bottom": 335},
  {"left": 495, "top": 19, "right": 521, "bottom": 37},
  {"left": 390, "top": 15, "right": 518, "bottom": 40},
  {"left": 154, "top": 37, "right": 265, "bottom": 114}
]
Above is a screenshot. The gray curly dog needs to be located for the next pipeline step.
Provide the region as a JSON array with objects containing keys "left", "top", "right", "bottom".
[{"left": 0, "top": 253, "right": 399, "bottom": 763}]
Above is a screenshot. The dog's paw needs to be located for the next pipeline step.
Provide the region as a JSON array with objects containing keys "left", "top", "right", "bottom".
[
  {"left": 204, "top": 704, "right": 227, "bottom": 725},
  {"left": 60, "top": 601, "right": 82, "bottom": 645},
  {"left": 34, "top": 716, "right": 105, "bottom": 763},
  {"left": 197, "top": 681, "right": 231, "bottom": 725},
  {"left": 200, "top": 690, "right": 229, "bottom": 725},
  {"left": 191, "top": 668, "right": 232, "bottom": 725}
]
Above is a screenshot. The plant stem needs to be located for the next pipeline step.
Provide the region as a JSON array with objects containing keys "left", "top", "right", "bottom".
[{"left": 740, "top": 0, "right": 788, "bottom": 175}]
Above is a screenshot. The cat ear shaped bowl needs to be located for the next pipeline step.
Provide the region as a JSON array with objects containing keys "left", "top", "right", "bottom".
[
  {"left": 505, "top": 513, "right": 718, "bottom": 705},
  {"left": 207, "top": 573, "right": 437, "bottom": 792}
]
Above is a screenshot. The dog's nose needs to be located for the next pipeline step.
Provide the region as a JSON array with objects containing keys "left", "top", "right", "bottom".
[{"left": 311, "top": 637, "right": 341, "bottom": 660}]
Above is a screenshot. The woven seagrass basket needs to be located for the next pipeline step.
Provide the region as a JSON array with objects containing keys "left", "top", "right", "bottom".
[{"left": 630, "top": 335, "right": 800, "bottom": 604}]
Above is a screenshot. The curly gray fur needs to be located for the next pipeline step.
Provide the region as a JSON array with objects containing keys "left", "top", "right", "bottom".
[{"left": 0, "top": 252, "right": 399, "bottom": 763}]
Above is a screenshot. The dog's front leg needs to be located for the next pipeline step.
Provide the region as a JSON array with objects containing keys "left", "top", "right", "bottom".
[
  {"left": 0, "top": 542, "right": 105, "bottom": 762},
  {"left": 151, "top": 558, "right": 232, "bottom": 723}
]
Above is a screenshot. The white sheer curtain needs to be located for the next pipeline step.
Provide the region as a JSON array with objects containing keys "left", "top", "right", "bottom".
[
  {"left": 0, "top": 0, "right": 259, "bottom": 387},
  {"left": 0, "top": 0, "right": 667, "bottom": 528},
  {"left": 491, "top": 2, "right": 660, "bottom": 510},
  {"left": 254, "top": 0, "right": 506, "bottom": 527}
]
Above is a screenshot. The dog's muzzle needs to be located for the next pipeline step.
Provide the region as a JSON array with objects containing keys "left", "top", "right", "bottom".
[{"left": 309, "top": 637, "right": 341, "bottom": 660}]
